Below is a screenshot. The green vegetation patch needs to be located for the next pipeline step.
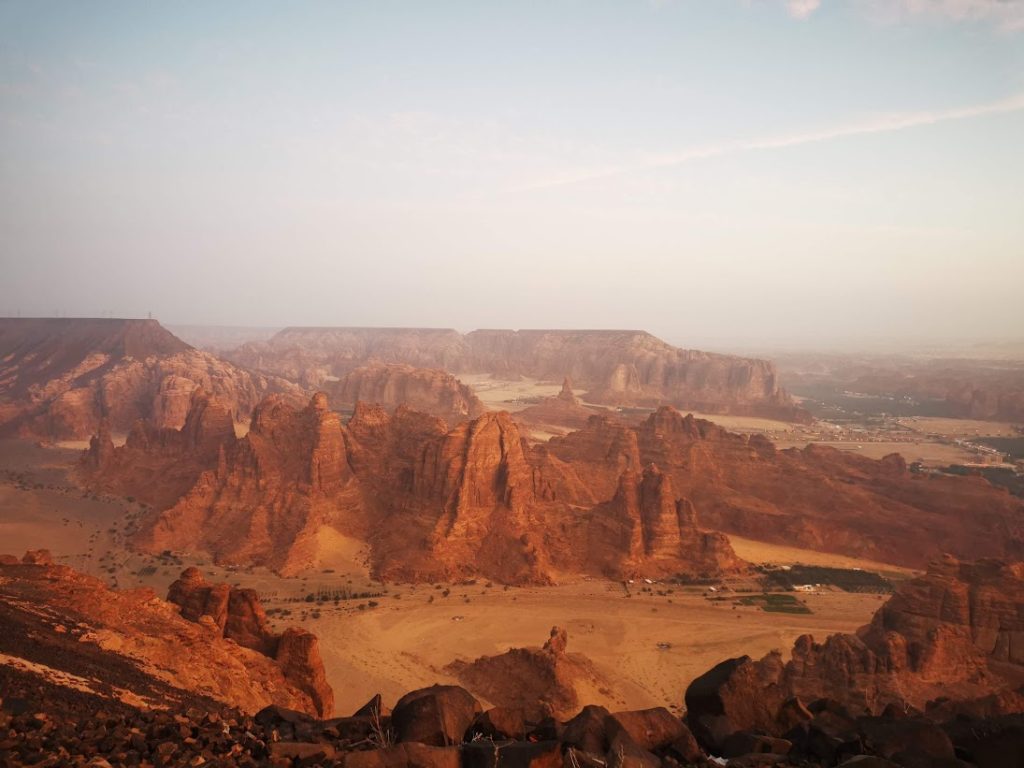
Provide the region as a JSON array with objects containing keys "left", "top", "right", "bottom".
[
  {"left": 760, "top": 564, "right": 894, "bottom": 593},
  {"left": 737, "top": 593, "right": 812, "bottom": 614}
]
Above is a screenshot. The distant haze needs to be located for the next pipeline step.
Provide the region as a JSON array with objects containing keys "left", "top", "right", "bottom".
[{"left": 1, "top": 1, "right": 1022, "bottom": 348}]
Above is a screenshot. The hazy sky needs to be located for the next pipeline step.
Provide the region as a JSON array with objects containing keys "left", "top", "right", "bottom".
[{"left": 1, "top": 0, "right": 1022, "bottom": 346}]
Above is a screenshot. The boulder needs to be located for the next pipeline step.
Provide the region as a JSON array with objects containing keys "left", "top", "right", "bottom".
[
  {"left": 392, "top": 685, "right": 481, "bottom": 746},
  {"left": 21, "top": 550, "right": 54, "bottom": 566},
  {"left": 607, "top": 708, "right": 691, "bottom": 753}
]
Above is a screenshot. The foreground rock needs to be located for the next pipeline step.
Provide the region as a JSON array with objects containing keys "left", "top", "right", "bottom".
[
  {"left": 168, "top": 567, "right": 334, "bottom": 717},
  {"left": 0, "top": 554, "right": 332, "bottom": 719},
  {"left": 450, "top": 627, "right": 613, "bottom": 721},
  {"left": 685, "top": 555, "right": 1024, "bottom": 756}
]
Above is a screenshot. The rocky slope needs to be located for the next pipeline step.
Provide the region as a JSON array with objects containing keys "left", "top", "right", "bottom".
[
  {"left": 0, "top": 318, "right": 303, "bottom": 441},
  {"left": 83, "top": 393, "right": 1024, "bottom": 581},
  {"left": 0, "top": 551, "right": 331, "bottom": 719},
  {"left": 227, "top": 326, "right": 809, "bottom": 420},
  {"left": 684, "top": 555, "right": 1024, "bottom": 758},
  {"left": 167, "top": 567, "right": 333, "bottom": 717},
  {"left": 325, "top": 362, "right": 486, "bottom": 425}
]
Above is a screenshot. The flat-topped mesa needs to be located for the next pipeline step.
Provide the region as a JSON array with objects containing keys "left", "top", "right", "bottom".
[
  {"left": 226, "top": 326, "right": 807, "bottom": 420},
  {"left": 0, "top": 317, "right": 301, "bottom": 440},
  {"left": 325, "top": 362, "right": 486, "bottom": 426},
  {"left": 166, "top": 568, "right": 333, "bottom": 717},
  {"left": 684, "top": 554, "right": 1024, "bottom": 753}
]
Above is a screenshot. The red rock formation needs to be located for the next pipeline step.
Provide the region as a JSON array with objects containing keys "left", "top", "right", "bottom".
[
  {"left": 136, "top": 392, "right": 365, "bottom": 575},
  {"left": 80, "top": 389, "right": 237, "bottom": 509},
  {"left": 83, "top": 385, "right": 1024, "bottom": 580},
  {"left": 449, "top": 627, "right": 606, "bottom": 721},
  {"left": 514, "top": 377, "right": 609, "bottom": 435},
  {"left": 685, "top": 556, "right": 1024, "bottom": 748},
  {"left": 167, "top": 568, "right": 334, "bottom": 717},
  {"left": 557, "top": 406, "right": 1024, "bottom": 569},
  {"left": 0, "top": 318, "right": 303, "bottom": 440},
  {"left": 225, "top": 327, "right": 809, "bottom": 421},
  {"left": 326, "top": 363, "right": 486, "bottom": 425},
  {"left": 0, "top": 554, "right": 327, "bottom": 716}
]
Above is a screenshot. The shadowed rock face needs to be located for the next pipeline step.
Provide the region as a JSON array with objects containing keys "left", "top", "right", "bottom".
[
  {"left": 325, "top": 363, "right": 486, "bottom": 426},
  {"left": 166, "top": 567, "right": 334, "bottom": 717},
  {"left": 0, "top": 318, "right": 303, "bottom": 440},
  {"left": 226, "top": 326, "right": 809, "bottom": 421},
  {"left": 0, "top": 555, "right": 329, "bottom": 717},
  {"left": 684, "top": 556, "right": 1024, "bottom": 751}
]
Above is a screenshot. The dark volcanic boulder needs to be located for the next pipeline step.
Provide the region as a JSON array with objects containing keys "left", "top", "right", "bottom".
[
  {"left": 562, "top": 705, "right": 614, "bottom": 754},
  {"left": 461, "top": 740, "right": 562, "bottom": 768},
  {"left": 392, "top": 685, "right": 481, "bottom": 746},
  {"left": 684, "top": 655, "right": 785, "bottom": 753}
]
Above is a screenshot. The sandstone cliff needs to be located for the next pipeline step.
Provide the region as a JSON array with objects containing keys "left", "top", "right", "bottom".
[
  {"left": 0, "top": 318, "right": 304, "bottom": 441},
  {"left": 136, "top": 392, "right": 366, "bottom": 575},
  {"left": 325, "top": 362, "right": 486, "bottom": 425},
  {"left": 85, "top": 393, "right": 1024, "bottom": 581},
  {"left": 87, "top": 394, "right": 744, "bottom": 583},
  {"left": 226, "top": 326, "right": 808, "bottom": 421}
]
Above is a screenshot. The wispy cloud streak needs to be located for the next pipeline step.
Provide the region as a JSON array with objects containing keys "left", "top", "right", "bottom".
[{"left": 516, "top": 92, "right": 1024, "bottom": 191}]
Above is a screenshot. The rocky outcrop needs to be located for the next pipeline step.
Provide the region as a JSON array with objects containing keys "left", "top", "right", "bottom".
[
  {"left": 449, "top": 627, "right": 613, "bottom": 721},
  {"left": 326, "top": 363, "right": 486, "bottom": 425},
  {"left": 226, "top": 327, "right": 809, "bottom": 420},
  {"left": 0, "top": 554, "right": 328, "bottom": 718},
  {"left": 167, "top": 568, "right": 333, "bottom": 717},
  {"left": 80, "top": 389, "right": 238, "bottom": 509},
  {"left": 684, "top": 556, "right": 1024, "bottom": 753},
  {"left": 135, "top": 392, "right": 366, "bottom": 575},
  {"left": 514, "top": 377, "right": 609, "bottom": 435},
  {"left": 0, "top": 318, "right": 304, "bottom": 441},
  {"left": 85, "top": 391, "right": 1024, "bottom": 580}
]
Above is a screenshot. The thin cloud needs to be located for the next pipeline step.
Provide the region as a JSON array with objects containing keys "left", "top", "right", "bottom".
[
  {"left": 864, "top": 0, "right": 1024, "bottom": 31},
  {"left": 516, "top": 92, "right": 1024, "bottom": 191},
  {"left": 786, "top": 0, "right": 822, "bottom": 19}
]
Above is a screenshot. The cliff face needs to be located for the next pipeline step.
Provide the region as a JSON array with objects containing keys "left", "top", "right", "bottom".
[
  {"left": 325, "top": 363, "right": 486, "bottom": 425},
  {"left": 167, "top": 567, "right": 333, "bottom": 717},
  {"left": 0, "top": 318, "right": 303, "bottom": 440},
  {"left": 226, "top": 326, "right": 807, "bottom": 420},
  {"left": 0, "top": 554, "right": 328, "bottom": 717},
  {"left": 136, "top": 392, "right": 366, "bottom": 575},
  {"left": 685, "top": 556, "right": 1024, "bottom": 749},
  {"left": 86, "top": 394, "right": 744, "bottom": 584},
  {"left": 84, "top": 393, "right": 1024, "bottom": 581}
]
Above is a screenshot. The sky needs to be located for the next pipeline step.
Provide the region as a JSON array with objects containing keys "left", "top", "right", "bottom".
[{"left": 1, "top": 0, "right": 1023, "bottom": 349}]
